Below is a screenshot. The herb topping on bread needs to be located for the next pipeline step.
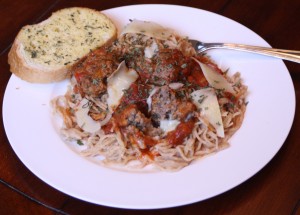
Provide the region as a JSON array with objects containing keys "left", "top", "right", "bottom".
[{"left": 8, "top": 7, "right": 117, "bottom": 83}]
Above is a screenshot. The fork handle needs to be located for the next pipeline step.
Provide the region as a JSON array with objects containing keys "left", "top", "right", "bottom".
[{"left": 205, "top": 43, "right": 300, "bottom": 63}]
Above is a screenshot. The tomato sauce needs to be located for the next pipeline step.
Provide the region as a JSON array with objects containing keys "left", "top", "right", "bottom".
[
  {"left": 166, "top": 119, "right": 196, "bottom": 146},
  {"left": 102, "top": 121, "right": 114, "bottom": 134},
  {"left": 120, "top": 81, "right": 150, "bottom": 115},
  {"left": 131, "top": 130, "right": 158, "bottom": 147},
  {"left": 187, "top": 66, "right": 209, "bottom": 87}
]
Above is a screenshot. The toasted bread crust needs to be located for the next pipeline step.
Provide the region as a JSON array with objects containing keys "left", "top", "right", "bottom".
[
  {"left": 8, "top": 7, "right": 117, "bottom": 83},
  {"left": 8, "top": 41, "right": 71, "bottom": 83}
]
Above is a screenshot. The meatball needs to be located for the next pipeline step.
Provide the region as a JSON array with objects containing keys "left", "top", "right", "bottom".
[
  {"left": 150, "top": 86, "right": 179, "bottom": 124},
  {"left": 72, "top": 47, "right": 120, "bottom": 97},
  {"left": 150, "top": 86, "right": 196, "bottom": 125},
  {"left": 125, "top": 48, "right": 190, "bottom": 86}
]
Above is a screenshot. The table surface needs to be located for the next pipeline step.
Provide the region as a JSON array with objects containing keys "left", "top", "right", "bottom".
[{"left": 1, "top": 0, "right": 299, "bottom": 214}]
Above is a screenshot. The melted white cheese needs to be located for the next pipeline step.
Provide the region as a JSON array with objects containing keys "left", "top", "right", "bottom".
[
  {"left": 168, "top": 82, "right": 184, "bottom": 90},
  {"left": 192, "top": 58, "right": 235, "bottom": 94},
  {"left": 191, "top": 88, "right": 225, "bottom": 137},
  {"left": 75, "top": 98, "right": 100, "bottom": 133},
  {"left": 160, "top": 119, "right": 180, "bottom": 133},
  {"left": 146, "top": 87, "right": 159, "bottom": 112},
  {"left": 121, "top": 19, "right": 174, "bottom": 40},
  {"left": 144, "top": 41, "right": 158, "bottom": 58},
  {"left": 107, "top": 61, "right": 139, "bottom": 110}
]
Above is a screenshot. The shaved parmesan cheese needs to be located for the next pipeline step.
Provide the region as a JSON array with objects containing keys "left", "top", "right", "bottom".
[
  {"left": 107, "top": 61, "right": 139, "bottom": 110},
  {"left": 191, "top": 88, "right": 225, "bottom": 137},
  {"left": 146, "top": 87, "right": 159, "bottom": 112},
  {"left": 75, "top": 98, "right": 100, "bottom": 133},
  {"left": 160, "top": 119, "right": 180, "bottom": 133},
  {"left": 121, "top": 19, "right": 174, "bottom": 40},
  {"left": 144, "top": 41, "right": 158, "bottom": 58},
  {"left": 193, "top": 58, "right": 235, "bottom": 94},
  {"left": 99, "top": 112, "right": 112, "bottom": 126}
]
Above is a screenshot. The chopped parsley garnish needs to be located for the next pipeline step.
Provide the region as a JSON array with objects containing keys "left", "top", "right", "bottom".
[
  {"left": 31, "top": 51, "right": 37, "bottom": 58},
  {"left": 92, "top": 78, "right": 99, "bottom": 85},
  {"left": 76, "top": 140, "right": 84, "bottom": 145},
  {"left": 181, "top": 63, "right": 187, "bottom": 69},
  {"left": 197, "top": 95, "right": 208, "bottom": 104}
]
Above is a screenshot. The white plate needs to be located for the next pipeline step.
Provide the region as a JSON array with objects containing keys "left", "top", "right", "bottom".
[{"left": 3, "top": 5, "right": 295, "bottom": 209}]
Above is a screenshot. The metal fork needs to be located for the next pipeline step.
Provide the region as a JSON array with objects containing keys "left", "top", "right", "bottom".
[{"left": 189, "top": 39, "right": 300, "bottom": 63}]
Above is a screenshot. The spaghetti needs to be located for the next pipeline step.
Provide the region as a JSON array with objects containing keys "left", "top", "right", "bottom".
[{"left": 52, "top": 20, "right": 247, "bottom": 171}]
